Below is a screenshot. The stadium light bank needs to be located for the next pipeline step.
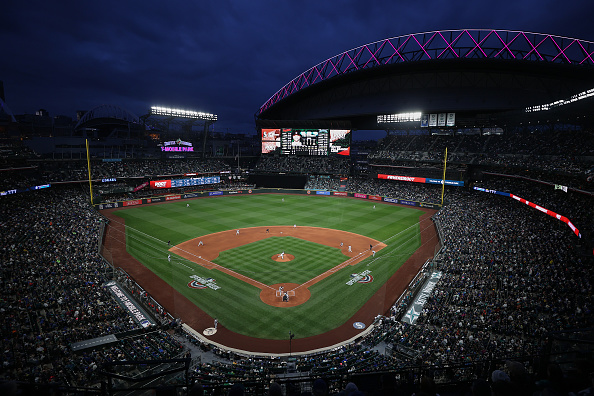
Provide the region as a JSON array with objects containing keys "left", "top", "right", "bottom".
[{"left": 150, "top": 106, "right": 218, "bottom": 121}]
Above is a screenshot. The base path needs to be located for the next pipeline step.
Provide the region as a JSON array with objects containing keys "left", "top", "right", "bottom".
[
  {"left": 100, "top": 205, "right": 438, "bottom": 354},
  {"left": 171, "top": 225, "right": 386, "bottom": 307}
]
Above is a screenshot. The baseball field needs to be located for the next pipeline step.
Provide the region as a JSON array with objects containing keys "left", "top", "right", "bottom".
[{"left": 104, "top": 193, "right": 435, "bottom": 348}]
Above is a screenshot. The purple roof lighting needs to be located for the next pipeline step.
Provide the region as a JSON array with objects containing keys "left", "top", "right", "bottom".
[{"left": 257, "top": 29, "right": 594, "bottom": 116}]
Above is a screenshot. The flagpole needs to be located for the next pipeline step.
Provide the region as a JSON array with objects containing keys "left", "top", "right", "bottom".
[
  {"left": 440, "top": 147, "right": 448, "bottom": 207},
  {"left": 86, "top": 139, "right": 94, "bottom": 205}
]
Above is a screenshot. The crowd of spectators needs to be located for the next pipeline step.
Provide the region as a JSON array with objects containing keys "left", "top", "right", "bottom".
[
  {"left": 0, "top": 158, "right": 234, "bottom": 191},
  {"left": 369, "top": 129, "right": 594, "bottom": 183},
  {"left": 1, "top": 147, "right": 593, "bottom": 394},
  {"left": 304, "top": 176, "right": 342, "bottom": 191},
  {"left": 0, "top": 186, "right": 185, "bottom": 388},
  {"left": 254, "top": 156, "right": 350, "bottom": 175},
  {"left": 345, "top": 177, "right": 442, "bottom": 203}
]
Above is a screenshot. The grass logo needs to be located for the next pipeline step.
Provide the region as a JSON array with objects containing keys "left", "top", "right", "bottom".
[
  {"left": 346, "top": 270, "right": 373, "bottom": 285},
  {"left": 188, "top": 280, "right": 207, "bottom": 289},
  {"left": 188, "top": 275, "right": 220, "bottom": 290}
]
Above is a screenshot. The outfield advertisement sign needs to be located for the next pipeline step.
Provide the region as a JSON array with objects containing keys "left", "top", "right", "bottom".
[
  {"left": 105, "top": 281, "right": 155, "bottom": 328},
  {"left": 473, "top": 186, "right": 581, "bottom": 238},
  {"left": 378, "top": 174, "right": 464, "bottom": 187},
  {"left": 96, "top": 188, "right": 441, "bottom": 211},
  {"left": 123, "top": 199, "right": 142, "bottom": 207},
  {"left": 150, "top": 176, "right": 220, "bottom": 189},
  {"left": 147, "top": 197, "right": 165, "bottom": 203},
  {"left": 402, "top": 271, "right": 442, "bottom": 325},
  {"left": 150, "top": 180, "right": 172, "bottom": 189}
]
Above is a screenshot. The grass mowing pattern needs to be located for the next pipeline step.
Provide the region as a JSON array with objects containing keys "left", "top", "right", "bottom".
[
  {"left": 215, "top": 236, "right": 348, "bottom": 285},
  {"left": 114, "top": 194, "right": 423, "bottom": 340}
]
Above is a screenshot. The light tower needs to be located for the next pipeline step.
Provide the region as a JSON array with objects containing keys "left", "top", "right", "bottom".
[{"left": 142, "top": 106, "right": 218, "bottom": 157}]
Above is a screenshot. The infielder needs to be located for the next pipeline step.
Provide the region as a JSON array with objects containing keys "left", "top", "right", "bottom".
[
  {"left": 236, "top": 229, "right": 240, "bottom": 235},
  {"left": 348, "top": 245, "right": 352, "bottom": 252},
  {"left": 198, "top": 240, "right": 203, "bottom": 246}
]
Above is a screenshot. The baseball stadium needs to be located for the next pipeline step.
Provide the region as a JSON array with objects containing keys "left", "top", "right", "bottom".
[{"left": 1, "top": 29, "right": 594, "bottom": 395}]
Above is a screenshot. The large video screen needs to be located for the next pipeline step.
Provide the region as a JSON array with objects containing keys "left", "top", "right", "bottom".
[{"left": 261, "top": 128, "right": 350, "bottom": 156}]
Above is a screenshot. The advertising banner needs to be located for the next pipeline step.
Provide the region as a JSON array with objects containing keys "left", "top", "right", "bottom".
[
  {"left": 368, "top": 195, "right": 382, "bottom": 201},
  {"left": 150, "top": 180, "right": 172, "bottom": 189},
  {"left": 474, "top": 187, "right": 581, "bottom": 238},
  {"left": 123, "top": 199, "right": 142, "bottom": 207},
  {"left": 402, "top": 272, "right": 442, "bottom": 324},
  {"left": 165, "top": 195, "right": 181, "bottom": 201},
  {"left": 354, "top": 193, "right": 367, "bottom": 199},
  {"left": 316, "top": 190, "right": 331, "bottom": 195},
  {"left": 105, "top": 281, "right": 155, "bottom": 328},
  {"left": 133, "top": 182, "right": 149, "bottom": 192},
  {"left": 378, "top": 174, "right": 426, "bottom": 183}
]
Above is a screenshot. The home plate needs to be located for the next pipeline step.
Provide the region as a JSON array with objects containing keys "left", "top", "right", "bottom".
[{"left": 203, "top": 327, "right": 217, "bottom": 336}]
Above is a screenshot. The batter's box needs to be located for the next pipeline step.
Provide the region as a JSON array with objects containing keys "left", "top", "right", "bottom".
[{"left": 276, "top": 290, "right": 296, "bottom": 297}]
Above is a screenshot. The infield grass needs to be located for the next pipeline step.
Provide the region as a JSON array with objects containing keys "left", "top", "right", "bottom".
[{"left": 112, "top": 193, "right": 425, "bottom": 340}]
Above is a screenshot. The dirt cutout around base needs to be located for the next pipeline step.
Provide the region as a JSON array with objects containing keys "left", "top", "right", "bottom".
[{"left": 262, "top": 283, "right": 310, "bottom": 307}]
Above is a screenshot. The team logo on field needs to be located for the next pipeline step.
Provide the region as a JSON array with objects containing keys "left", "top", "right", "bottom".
[
  {"left": 188, "top": 276, "right": 220, "bottom": 290},
  {"left": 188, "top": 280, "right": 208, "bottom": 289},
  {"left": 346, "top": 270, "right": 373, "bottom": 285}
]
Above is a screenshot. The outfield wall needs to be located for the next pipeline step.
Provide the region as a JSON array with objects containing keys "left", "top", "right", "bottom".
[{"left": 94, "top": 188, "right": 442, "bottom": 210}]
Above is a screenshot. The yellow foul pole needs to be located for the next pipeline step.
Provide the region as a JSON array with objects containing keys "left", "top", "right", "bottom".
[
  {"left": 86, "top": 139, "right": 94, "bottom": 205},
  {"left": 440, "top": 147, "right": 448, "bottom": 206}
]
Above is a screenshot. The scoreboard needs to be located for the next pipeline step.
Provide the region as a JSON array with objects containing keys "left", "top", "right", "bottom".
[
  {"left": 281, "top": 129, "right": 328, "bottom": 155},
  {"left": 261, "top": 128, "right": 350, "bottom": 156}
]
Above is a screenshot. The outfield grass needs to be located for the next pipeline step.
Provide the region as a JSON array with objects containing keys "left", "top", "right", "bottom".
[{"left": 113, "top": 193, "right": 423, "bottom": 340}]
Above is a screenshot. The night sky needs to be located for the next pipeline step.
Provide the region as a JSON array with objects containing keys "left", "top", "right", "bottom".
[{"left": 1, "top": 0, "right": 593, "bottom": 136}]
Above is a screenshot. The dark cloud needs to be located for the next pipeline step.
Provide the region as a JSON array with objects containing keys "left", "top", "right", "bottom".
[{"left": 1, "top": 0, "right": 592, "bottom": 134}]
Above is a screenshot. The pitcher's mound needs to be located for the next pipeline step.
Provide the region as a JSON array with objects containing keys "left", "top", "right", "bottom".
[{"left": 271, "top": 253, "right": 295, "bottom": 262}]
